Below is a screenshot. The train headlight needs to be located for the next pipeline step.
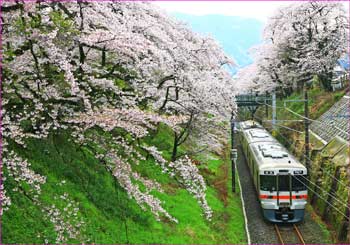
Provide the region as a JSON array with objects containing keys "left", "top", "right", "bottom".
[{"left": 293, "top": 170, "right": 303, "bottom": 174}]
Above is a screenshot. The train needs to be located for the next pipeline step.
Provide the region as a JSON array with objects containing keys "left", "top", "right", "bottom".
[{"left": 237, "top": 120, "right": 308, "bottom": 223}]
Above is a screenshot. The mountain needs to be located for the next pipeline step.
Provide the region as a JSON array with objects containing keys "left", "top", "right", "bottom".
[
  {"left": 339, "top": 57, "right": 350, "bottom": 70},
  {"left": 173, "top": 13, "right": 264, "bottom": 69}
]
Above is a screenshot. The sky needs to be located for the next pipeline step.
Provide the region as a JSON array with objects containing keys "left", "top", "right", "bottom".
[{"left": 154, "top": 1, "right": 349, "bottom": 22}]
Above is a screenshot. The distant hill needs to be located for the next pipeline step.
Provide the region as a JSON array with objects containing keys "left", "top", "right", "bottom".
[
  {"left": 339, "top": 58, "right": 350, "bottom": 70},
  {"left": 173, "top": 13, "right": 264, "bottom": 69}
]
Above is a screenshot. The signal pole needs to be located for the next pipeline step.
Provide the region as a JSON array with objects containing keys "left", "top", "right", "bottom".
[
  {"left": 304, "top": 87, "right": 310, "bottom": 172},
  {"left": 272, "top": 91, "right": 276, "bottom": 130},
  {"left": 230, "top": 114, "right": 235, "bottom": 193},
  {"left": 265, "top": 91, "right": 269, "bottom": 118}
]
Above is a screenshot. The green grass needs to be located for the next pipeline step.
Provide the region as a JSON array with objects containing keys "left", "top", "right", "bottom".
[
  {"left": 305, "top": 204, "right": 334, "bottom": 244},
  {"left": 253, "top": 86, "right": 347, "bottom": 154},
  {"left": 3, "top": 125, "right": 247, "bottom": 244},
  {"left": 255, "top": 86, "right": 347, "bottom": 126}
]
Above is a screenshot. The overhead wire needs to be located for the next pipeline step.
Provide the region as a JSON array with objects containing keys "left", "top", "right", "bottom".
[
  {"left": 254, "top": 113, "right": 350, "bottom": 193},
  {"left": 241, "top": 94, "right": 350, "bottom": 189},
  {"left": 239, "top": 98, "right": 350, "bottom": 221},
  {"left": 294, "top": 177, "right": 350, "bottom": 222},
  {"left": 274, "top": 129, "right": 350, "bottom": 191},
  {"left": 284, "top": 107, "right": 318, "bottom": 123},
  {"left": 253, "top": 115, "right": 303, "bottom": 134},
  {"left": 297, "top": 174, "right": 349, "bottom": 209},
  {"left": 255, "top": 99, "right": 350, "bottom": 136},
  {"left": 275, "top": 127, "right": 350, "bottom": 190},
  {"left": 266, "top": 125, "right": 350, "bottom": 208},
  {"left": 270, "top": 124, "right": 350, "bottom": 220},
  {"left": 284, "top": 107, "right": 350, "bottom": 136},
  {"left": 265, "top": 123, "right": 304, "bottom": 134}
]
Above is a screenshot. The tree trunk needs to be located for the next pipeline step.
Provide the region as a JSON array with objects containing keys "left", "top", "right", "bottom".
[
  {"left": 171, "top": 133, "right": 178, "bottom": 162},
  {"left": 102, "top": 48, "right": 106, "bottom": 67}
]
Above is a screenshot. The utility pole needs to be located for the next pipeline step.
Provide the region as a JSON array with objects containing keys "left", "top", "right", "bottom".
[
  {"left": 272, "top": 91, "right": 276, "bottom": 130},
  {"left": 304, "top": 87, "right": 310, "bottom": 172},
  {"left": 282, "top": 87, "right": 310, "bottom": 172},
  {"left": 265, "top": 91, "right": 269, "bottom": 118},
  {"left": 230, "top": 113, "right": 236, "bottom": 193},
  {"left": 348, "top": 142, "right": 350, "bottom": 243}
]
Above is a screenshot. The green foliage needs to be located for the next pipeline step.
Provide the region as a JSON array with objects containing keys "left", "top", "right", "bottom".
[
  {"left": 255, "top": 86, "right": 347, "bottom": 125},
  {"left": 29, "top": 14, "right": 41, "bottom": 29},
  {"left": 49, "top": 11, "right": 78, "bottom": 35},
  {"left": 305, "top": 205, "right": 333, "bottom": 244},
  {"left": 14, "top": 18, "right": 26, "bottom": 34}
]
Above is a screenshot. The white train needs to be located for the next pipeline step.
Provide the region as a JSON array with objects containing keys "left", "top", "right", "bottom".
[{"left": 238, "top": 120, "right": 307, "bottom": 223}]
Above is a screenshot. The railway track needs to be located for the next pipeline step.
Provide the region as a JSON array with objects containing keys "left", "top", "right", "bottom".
[{"left": 274, "top": 224, "right": 306, "bottom": 244}]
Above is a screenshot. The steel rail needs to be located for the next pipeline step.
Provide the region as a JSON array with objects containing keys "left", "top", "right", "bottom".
[
  {"left": 293, "top": 224, "right": 306, "bottom": 245},
  {"left": 274, "top": 224, "right": 306, "bottom": 245},
  {"left": 274, "top": 224, "right": 284, "bottom": 245}
]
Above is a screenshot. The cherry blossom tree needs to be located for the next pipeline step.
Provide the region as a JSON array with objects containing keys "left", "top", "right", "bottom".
[
  {"left": 236, "top": 1, "right": 348, "bottom": 93},
  {"left": 1, "top": 1, "right": 237, "bottom": 235},
  {"left": 264, "top": 1, "right": 348, "bottom": 90}
]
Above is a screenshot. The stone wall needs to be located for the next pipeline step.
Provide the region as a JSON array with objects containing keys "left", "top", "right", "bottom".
[
  {"left": 309, "top": 137, "right": 350, "bottom": 242},
  {"left": 310, "top": 94, "right": 350, "bottom": 142}
]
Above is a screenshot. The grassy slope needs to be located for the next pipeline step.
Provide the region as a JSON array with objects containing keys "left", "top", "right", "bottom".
[
  {"left": 3, "top": 124, "right": 246, "bottom": 244},
  {"left": 275, "top": 87, "right": 345, "bottom": 122},
  {"left": 254, "top": 87, "right": 346, "bottom": 145},
  {"left": 275, "top": 87, "right": 346, "bottom": 121}
]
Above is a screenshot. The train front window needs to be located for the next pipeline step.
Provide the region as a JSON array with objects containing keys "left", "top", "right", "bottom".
[
  {"left": 278, "top": 175, "right": 290, "bottom": 191},
  {"left": 292, "top": 175, "right": 307, "bottom": 191},
  {"left": 260, "top": 175, "right": 276, "bottom": 191}
]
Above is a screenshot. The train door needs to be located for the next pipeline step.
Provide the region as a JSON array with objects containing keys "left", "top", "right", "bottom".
[{"left": 276, "top": 173, "right": 292, "bottom": 206}]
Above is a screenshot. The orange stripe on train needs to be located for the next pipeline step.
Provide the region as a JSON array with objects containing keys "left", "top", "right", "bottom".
[{"left": 259, "top": 194, "right": 308, "bottom": 199}]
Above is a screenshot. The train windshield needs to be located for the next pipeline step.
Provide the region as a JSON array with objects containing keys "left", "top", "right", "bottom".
[
  {"left": 260, "top": 175, "right": 290, "bottom": 191},
  {"left": 278, "top": 175, "right": 290, "bottom": 191},
  {"left": 292, "top": 175, "right": 307, "bottom": 191},
  {"left": 260, "top": 175, "right": 307, "bottom": 191},
  {"left": 260, "top": 175, "right": 276, "bottom": 191}
]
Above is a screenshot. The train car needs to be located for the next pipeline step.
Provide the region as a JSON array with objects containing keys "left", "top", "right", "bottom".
[{"left": 237, "top": 120, "right": 308, "bottom": 223}]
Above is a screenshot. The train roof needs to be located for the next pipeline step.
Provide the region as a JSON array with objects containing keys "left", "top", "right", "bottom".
[
  {"left": 239, "top": 120, "right": 307, "bottom": 172},
  {"left": 250, "top": 142, "right": 305, "bottom": 171},
  {"left": 239, "top": 121, "right": 277, "bottom": 144},
  {"left": 239, "top": 120, "right": 263, "bottom": 130}
]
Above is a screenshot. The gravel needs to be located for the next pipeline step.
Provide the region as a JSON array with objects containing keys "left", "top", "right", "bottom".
[{"left": 235, "top": 138, "right": 333, "bottom": 244}]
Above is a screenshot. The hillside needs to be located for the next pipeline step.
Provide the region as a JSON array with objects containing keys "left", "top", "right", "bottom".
[
  {"left": 2, "top": 2, "right": 245, "bottom": 244},
  {"left": 4, "top": 125, "right": 246, "bottom": 244}
]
